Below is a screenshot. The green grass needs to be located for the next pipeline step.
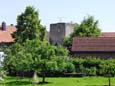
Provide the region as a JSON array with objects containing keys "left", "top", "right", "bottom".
[{"left": 0, "top": 76, "right": 115, "bottom": 86}]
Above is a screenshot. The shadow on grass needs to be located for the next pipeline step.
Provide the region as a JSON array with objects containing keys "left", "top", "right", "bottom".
[
  {"left": 0, "top": 81, "right": 32, "bottom": 85},
  {"left": 0, "top": 81, "right": 52, "bottom": 86},
  {"left": 0, "top": 81, "right": 115, "bottom": 86},
  {"left": 39, "top": 81, "right": 52, "bottom": 84}
]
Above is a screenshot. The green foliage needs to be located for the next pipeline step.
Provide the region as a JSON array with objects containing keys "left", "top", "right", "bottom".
[
  {"left": 64, "top": 16, "right": 101, "bottom": 48},
  {"left": 54, "top": 46, "right": 68, "bottom": 56},
  {"left": 98, "top": 60, "right": 115, "bottom": 77},
  {"left": 65, "top": 62, "right": 75, "bottom": 73},
  {"left": 3, "top": 43, "right": 33, "bottom": 75},
  {"left": 46, "top": 61, "right": 58, "bottom": 71},
  {"left": 3, "top": 6, "right": 70, "bottom": 83},
  {"left": 72, "top": 57, "right": 115, "bottom": 76},
  {"left": 3, "top": 6, "right": 69, "bottom": 78},
  {"left": 0, "top": 61, "right": 6, "bottom": 79},
  {"left": 72, "top": 16, "right": 101, "bottom": 37},
  {"left": 12, "top": 6, "right": 46, "bottom": 43},
  {"left": 63, "top": 37, "right": 72, "bottom": 48},
  {"left": 85, "top": 67, "right": 96, "bottom": 76},
  {"left": 3, "top": 39, "right": 69, "bottom": 77},
  {"left": 44, "top": 56, "right": 75, "bottom": 76},
  {"left": 56, "top": 57, "right": 67, "bottom": 73},
  {"left": 4, "top": 47, "right": 115, "bottom": 77}
]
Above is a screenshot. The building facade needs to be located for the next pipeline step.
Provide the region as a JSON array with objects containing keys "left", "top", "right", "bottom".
[
  {"left": 71, "top": 37, "right": 115, "bottom": 58},
  {"left": 0, "top": 22, "right": 16, "bottom": 45},
  {"left": 49, "top": 22, "right": 74, "bottom": 45}
]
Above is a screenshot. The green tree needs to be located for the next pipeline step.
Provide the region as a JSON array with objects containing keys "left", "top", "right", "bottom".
[
  {"left": 63, "top": 36, "right": 72, "bottom": 49},
  {"left": 12, "top": 6, "right": 46, "bottom": 43},
  {"left": 64, "top": 16, "right": 101, "bottom": 48},
  {"left": 4, "top": 6, "right": 69, "bottom": 84},
  {"left": 24, "top": 39, "right": 56, "bottom": 83},
  {"left": 55, "top": 46, "right": 68, "bottom": 56},
  {"left": 4, "top": 39, "right": 68, "bottom": 83},
  {"left": 10, "top": 6, "right": 46, "bottom": 83},
  {"left": 72, "top": 16, "right": 101, "bottom": 37},
  {"left": 3, "top": 43, "right": 26, "bottom": 75}
]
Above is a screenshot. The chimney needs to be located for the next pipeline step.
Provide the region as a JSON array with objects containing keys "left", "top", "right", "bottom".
[
  {"left": 2, "top": 21, "right": 6, "bottom": 31},
  {"left": 11, "top": 24, "right": 14, "bottom": 26}
]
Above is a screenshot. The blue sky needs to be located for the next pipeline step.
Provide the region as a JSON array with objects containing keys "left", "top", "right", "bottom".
[{"left": 0, "top": 0, "right": 115, "bottom": 32}]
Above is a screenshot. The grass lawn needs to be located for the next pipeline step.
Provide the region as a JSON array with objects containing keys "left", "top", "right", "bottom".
[{"left": 0, "top": 76, "right": 115, "bottom": 86}]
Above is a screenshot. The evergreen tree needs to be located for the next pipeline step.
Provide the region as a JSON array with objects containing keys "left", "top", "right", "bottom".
[{"left": 12, "top": 6, "right": 46, "bottom": 43}]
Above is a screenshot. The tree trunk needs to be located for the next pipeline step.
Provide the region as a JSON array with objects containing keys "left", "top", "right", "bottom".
[
  {"left": 108, "top": 76, "right": 111, "bottom": 86},
  {"left": 42, "top": 63, "right": 46, "bottom": 83},
  {"left": 33, "top": 71, "right": 39, "bottom": 84},
  {"left": 42, "top": 72, "right": 45, "bottom": 83}
]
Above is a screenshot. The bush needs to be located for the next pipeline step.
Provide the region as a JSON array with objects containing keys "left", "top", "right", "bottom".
[
  {"left": 65, "top": 62, "right": 75, "bottom": 73},
  {"left": 85, "top": 67, "right": 96, "bottom": 76},
  {"left": 4, "top": 55, "right": 115, "bottom": 77},
  {"left": 72, "top": 58, "right": 85, "bottom": 73},
  {"left": 43, "top": 56, "right": 75, "bottom": 77},
  {"left": 72, "top": 57, "right": 115, "bottom": 76},
  {"left": 45, "top": 61, "right": 58, "bottom": 76}
]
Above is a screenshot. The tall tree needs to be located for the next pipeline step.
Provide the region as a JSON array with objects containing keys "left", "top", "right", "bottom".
[
  {"left": 12, "top": 6, "right": 46, "bottom": 43},
  {"left": 4, "top": 39, "right": 68, "bottom": 83},
  {"left": 4, "top": 6, "right": 68, "bottom": 84},
  {"left": 72, "top": 16, "right": 101, "bottom": 37},
  {"left": 24, "top": 39, "right": 68, "bottom": 83},
  {"left": 64, "top": 16, "right": 101, "bottom": 48}
]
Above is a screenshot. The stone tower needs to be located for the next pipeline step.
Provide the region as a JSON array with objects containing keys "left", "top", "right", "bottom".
[{"left": 49, "top": 22, "right": 74, "bottom": 45}]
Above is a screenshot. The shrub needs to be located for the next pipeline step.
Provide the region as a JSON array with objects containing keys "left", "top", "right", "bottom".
[
  {"left": 65, "top": 62, "right": 75, "bottom": 73},
  {"left": 85, "top": 67, "right": 96, "bottom": 76}
]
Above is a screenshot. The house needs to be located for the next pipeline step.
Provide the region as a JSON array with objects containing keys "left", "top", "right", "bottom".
[
  {"left": 0, "top": 22, "right": 16, "bottom": 46},
  {"left": 1, "top": 21, "right": 115, "bottom": 58},
  {"left": 49, "top": 22, "right": 115, "bottom": 58},
  {"left": 101, "top": 32, "right": 115, "bottom": 37},
  {"left": 0, "top": 21, "right": 50, "bottom": 46},
  {"left": 0, "top": 22, "right": 16, "bottom": 65},
  {"left": 49, "top": 22, "right": 115, "bottom": 46},
  {"left": 71, "top": 37, "right": 115, "bottom": 58}
]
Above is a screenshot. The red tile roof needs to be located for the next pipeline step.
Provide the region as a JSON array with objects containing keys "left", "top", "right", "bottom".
[
  {"left": 72, "top": 37, "right": 115, "bottom": 52},
  {"left": 0, "top": 26, "right": 16, "bottom": 43},
  {"left": 101, "top": 32, "right": 115, "bottom": 37}
]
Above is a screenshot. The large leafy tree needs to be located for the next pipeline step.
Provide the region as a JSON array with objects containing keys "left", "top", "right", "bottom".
[
  {"left": 4, "top": 39, "right": 68, "bottom": 83},
  {"left": 24, "top": 39, "right": 55, "bottom": 83},
  {"left": 72, "top": 16, "right": 101, "bottom": 37},
  {"left": 4, "top": 6, "right": 68, "bottom": 84},
  {"left": 64, "top": 16, "right": 101, "bottom": 48},
  {"left": 22, "top": 39, "right": 68, "bottom": 83},
  {"left": 4, "top": 6, "right": 46, "bottom": 83},
  {"left": 12, "top": 6, "right": 46, "bottom": 43}
]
